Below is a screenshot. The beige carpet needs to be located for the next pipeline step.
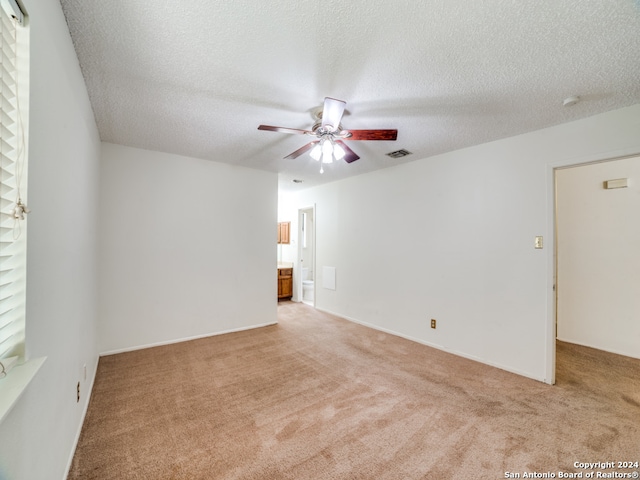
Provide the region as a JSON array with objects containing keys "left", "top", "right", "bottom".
[{"left": 68, "top": 302, "right": 640, "bottom": 479}]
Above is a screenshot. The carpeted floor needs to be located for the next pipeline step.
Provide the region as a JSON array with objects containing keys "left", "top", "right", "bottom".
[{"left": 68, "top": 302, "right": 640, "bottom": 479}]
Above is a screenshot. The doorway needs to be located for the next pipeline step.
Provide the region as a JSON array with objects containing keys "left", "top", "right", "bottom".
[
  {"left": 555, "top": 155, "right": 640, "bottom": 361},
  {"left": 298, "top": 206, "right": 316, "bottom": 306}
]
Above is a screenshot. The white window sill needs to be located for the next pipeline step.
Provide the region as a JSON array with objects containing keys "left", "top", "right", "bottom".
[{"left": 0, "top": 357, "right": 46, "bottom": 424}]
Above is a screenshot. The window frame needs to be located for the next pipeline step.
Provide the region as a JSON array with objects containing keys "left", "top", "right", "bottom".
[{"left": 0, "top": 0, "right": 44, "bottom": 425}]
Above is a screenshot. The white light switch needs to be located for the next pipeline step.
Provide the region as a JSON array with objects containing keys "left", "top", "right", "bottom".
[{"left": 535, "top": 236, "right": 543, "bottom": 249}]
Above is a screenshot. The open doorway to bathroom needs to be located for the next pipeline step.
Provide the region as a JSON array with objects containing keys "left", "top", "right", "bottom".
[{"left": 298, "top": 206, "right": 316, "bottom": 306}]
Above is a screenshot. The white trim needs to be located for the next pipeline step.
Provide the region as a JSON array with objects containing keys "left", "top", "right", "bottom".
[
  {"left": 0, "top": 356, "right": 45, "bottom": 423},
  {"left": 549, "top": 148, "right": 640, "bottom": 171},
  {"left": 99, "top": 322, "right": 278, "bottom": 356},
  {"left": 297, "top": 204, "right": 316, "bottom": 307},
  {"left": 63, "top": 357, "right": 98, "bottom": 479},
  {"left": 545, "top": 163, "right": 557, "bottom": 385},
  {"left": 315, "top": 307, "right": 546, "bottom": 383},
  {"left": 556, "top": 338, "right": 640, "bottom": 361}
]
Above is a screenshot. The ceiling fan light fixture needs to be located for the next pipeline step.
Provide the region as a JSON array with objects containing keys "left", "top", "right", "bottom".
[
  {"left": 309, "top": 143, "right": 322, "bottom": 161},
  {"left": 333, "top": 142, "right": 346, "bottom": 161},
  {"left": 322, "top": 139, "right": 334, "bottom": 164}
]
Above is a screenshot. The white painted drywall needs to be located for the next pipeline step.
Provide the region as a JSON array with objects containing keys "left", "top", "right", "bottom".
[
  {"left": 98, "top": 143, "right": 278, "bottom": 354},
  {"left": 556, "top": 156, "right": 640, "bottom": 358},
  {"left": 0, "top": 1, "right": 101, "bottom": 479},
  {"left": 293, "top": 104, "right": 640, "bottom": 382}
]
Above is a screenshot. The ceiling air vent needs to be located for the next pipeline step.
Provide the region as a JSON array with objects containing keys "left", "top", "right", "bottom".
[{"left": 386, "top": 149, "right": 412, "bottom": 158}]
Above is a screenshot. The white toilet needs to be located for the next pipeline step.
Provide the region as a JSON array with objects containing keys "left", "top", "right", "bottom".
[{"left": 301, "top": 267, "right": 314, "bottom": 303}]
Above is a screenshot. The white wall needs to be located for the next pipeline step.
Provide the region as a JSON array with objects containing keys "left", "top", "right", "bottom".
[
  {"left": 556, "top": 155, "right": 640, "bottom": 358},
  {"left": 293, "top": 104, "right": 640, "bottom": 383},
  {"left": 0, "top": 0, "right": 101, "bottom": 479},
  {"left": 98, "top": 143, "right": 278, "bottom": 353}
]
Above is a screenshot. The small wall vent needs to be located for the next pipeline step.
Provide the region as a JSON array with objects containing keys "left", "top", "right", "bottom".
[{"left": 386, "top": 149, "right": 412, "bottom": 158}]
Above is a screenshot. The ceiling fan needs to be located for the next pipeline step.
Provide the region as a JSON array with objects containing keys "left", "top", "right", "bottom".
[{"left": 258, "top": 97, "right": 397, "bottom": 172}]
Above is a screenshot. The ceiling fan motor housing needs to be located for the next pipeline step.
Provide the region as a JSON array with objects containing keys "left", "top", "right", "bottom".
[{"left": 311, "top": 121, "right": 348, "bottom": 136}]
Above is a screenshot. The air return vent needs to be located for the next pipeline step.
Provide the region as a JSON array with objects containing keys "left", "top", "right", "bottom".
[{"left": 386, "top": 149, "right": 412, "bottom": 158}]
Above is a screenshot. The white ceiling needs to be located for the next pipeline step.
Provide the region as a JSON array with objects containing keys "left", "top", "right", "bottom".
[{"left": 59, "top": 0, "right": 640, "bottom": 192}]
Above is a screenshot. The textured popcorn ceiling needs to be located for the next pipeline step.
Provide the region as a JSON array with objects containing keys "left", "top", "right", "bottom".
[{"left": 59, "top": 0, "right": 640, "bottom": 191}]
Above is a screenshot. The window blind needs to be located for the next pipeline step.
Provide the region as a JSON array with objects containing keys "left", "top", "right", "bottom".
[{"left": 0, "top": 0, "right": 27, "bottom": 368}]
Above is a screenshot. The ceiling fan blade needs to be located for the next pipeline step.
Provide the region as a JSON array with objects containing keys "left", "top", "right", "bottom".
[
  {"left": 334, "top": 140, "right": 360, "bottom": 163},
  {"left": 344, "top": 129, "right": 398, "bottom": 141},
  {"left": 258, "top": 125, "right": 312, "bottom": 135},
  {"left": 321, "top": 97, "right": 346, "bottom": 131},
  {"left": 284, "top": 141, "right": 318, "bottom": 160}
]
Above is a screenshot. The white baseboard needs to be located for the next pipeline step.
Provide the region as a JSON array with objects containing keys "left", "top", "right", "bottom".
[
  {"left": 556, "top": 337, "right": 640, "bottom": 360},
  {"left": 99, "top": 322, "right": 278, "bottom": 357},
  {"left": 315, "top": 306, "right": 548, "bottom": 384},
  {"left": 63, "top": 356, "right": 98, "bottom": 480}
]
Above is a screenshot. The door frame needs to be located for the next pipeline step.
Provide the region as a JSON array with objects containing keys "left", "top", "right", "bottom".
[
  {"left": 545, "top": 150, "right": 640, "bottom": 385},
  {"left": 297, "top": 204, "right": 316, "bottom": 306}
]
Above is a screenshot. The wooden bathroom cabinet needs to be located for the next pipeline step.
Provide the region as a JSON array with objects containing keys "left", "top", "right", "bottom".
[
  {"left": 277, "top": 222, "right": 290, "bottom": 244},
  {"left": 278, "top": 267, "right": 292, "bottom": 300}
]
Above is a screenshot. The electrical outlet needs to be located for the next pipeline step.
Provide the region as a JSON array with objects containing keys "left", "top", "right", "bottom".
[
  {"left": 77, "top": 381, "right": 80, "bottom": 403},
  {"left": 431, "top": 319, "right": 436, "bottom": 329}
]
